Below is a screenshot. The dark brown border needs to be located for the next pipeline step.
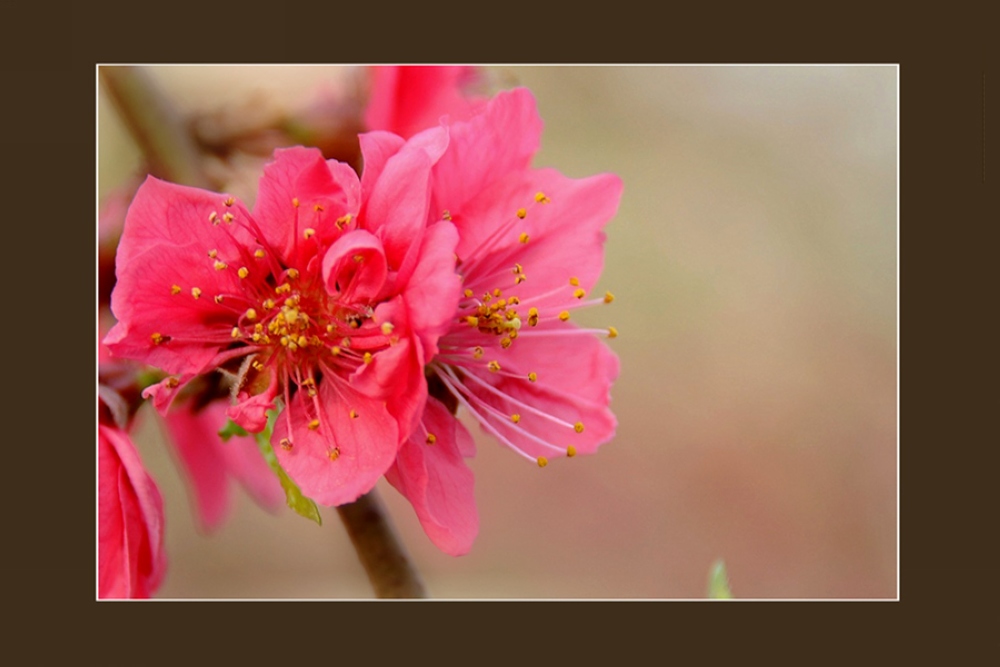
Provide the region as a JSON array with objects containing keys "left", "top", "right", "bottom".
[{"left": 7, "top": 0, "right": 994, "bottom": 661}]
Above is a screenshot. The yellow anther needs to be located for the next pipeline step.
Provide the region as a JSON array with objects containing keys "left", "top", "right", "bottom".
[
  {"left": 238, "top": 267, "right": 249, "bottom": 279},
  {"left": 442, "top": 210, "right": 452, "bottom": 221},
  {"left": 527, "top": 372, "right": 538, "bottom": 383},
  {"left": 463, "top": 288, "right": 474, "bottom": 298},
  {"left": 287, "top": 341, "right": 298, "bottom": 352},
  {"left": 381, "top": 322, "right": 395, "bottom": 335},
  {"left": 516, "top": 208, "right": 527, "bottom": 219},
  {"left": 209, "top": 211, "right": 218, "bottom": 224},
  {"left": 466, "top": 316, "right": 479, "bottom": 327},
  {"left": 535, "top": 191, "right": 550, "bottom": 203},
  {"left": 280, "top": 336, "right": 289, "bottom": 346},
  {"left": 482, "top": 293, "right": 492, "bottom": 303},
  {"left": 224, "top": 197, "right": 235, "bottom": 207},
  {"left": 308, "top": 419, "right": 320, "bottom": 431},
  {"left": 573, "top": 288, "right": 586, "bottom": 299},
  {"left": 297, "top": 335, "right": 308, "bottom": 347},
  {"left": 279, "top": 438, "right": 293, "bottom": 450},
  {"left": 336, "top": 214, "right": 352, "bottom": 228},
  {"left": 328, "top": 447, "right": 340, "bottom": 461},
  {"left": 246, "top": 308, "right": 257, "bottom": 320},
  {"left": 263, "top": 299, "right": 275, "bottom": 310},
  {"left": 286, "top": 268, "right": 299, "bottom": 280},
  {"left": 515, "top": 274, "right": 527, "bottom": 285},
  {"left": 537, "top": 456, "right": 548, "bottom": 468},
  {"left": 331, "top": 346, "right": 342, "bottom": 355},
  {"left": 604, "top": 291, "right": 615, "bottom": 304},
  {"left": 349, "top": 410, "right": 359, "bottom": 419},
  {"left": 252, "top": 360, "right": 264, "bottom": 372},
  {"left": 508, "top": 296, "right": 520, "bottom": 305},
  {"left": 214, "top": 295, "right": 225, "bottom": 304},
  {"left": 166, "top": 377, "right": 179, "bottom": 388},
  {"left": 353, "top": 253, "right": 364, "bottom": 263},
  {"left": 569, "top": 276, "right": 580, "bottom": 286},
  {"left": 493, "top": 288, "right": 502, "bottom": 297},
  {"left": 426, "top": 433, "right": 437, "bottom": 445},
  {"left": 191, "top": 287, "right": 202, "bottom": 299},
  {"left": 275, "top": 283, "right": 291, "bottom": 294},
  {"left": 558, "top": 311, "right": 571, "bottom": 321},
  {"left": 528, "top": 307, "right": 539, "bottom": 318},
  {"left": 473, "top": 346, "right": 484, "bottom": 359},
  {"left": 513, "top": 263, "right": 523, "bottom": 274},
  {"left": 292, "top": 197, "right": 300, "bottom": 208},
  {"left": 208, "top": 249, "right": 218, "bottom": 258},
  {"left": 509, "top": 329, "right": 519, "bottom": 339},
  {"left": 363, "top": 352, "right": 373, "bottom": 364},
  {"left": 574, "top": 422, "right": 585, "bottom": 433},
  {"left": 254, "top": 323, "right": 264, "bottom": 333},
  {"left": 170, "top": 284, "right": 181, "bottom": 295},
  {"left": 314, "top": 204, "right": 324, "bottom": 212},
  {"left": 223, "top": 212, "right": 234, "bottom": 224},
  {"left": 304, "top": 228, "right": 315, "bottom": 239},
  {"left": 511, "top": 414, "right": 521, "bottom": 424},
  {"left": 231, "top": 327, "right": 241, "bottom": 339},
  {"left": 251, "top": 333, "right": 261, "bottom": 342},
  {"left": 150, "top": 332, "right": 165, "bottom": 345},
  {"left": 567, "top": 445, "right": 577, "bottom": 458},
  {"left": 519, "top": 232, "right": 530, "bottom": 244},
  {"left": 214, "top": 260, "right": 228, "bottom": 271},
  {"left": 608, "top": 326, "right": 619, "bottom": 338},
  {"left": 488, "top": 360, "right": 501, "bottom": 373},
  {"left": 255, "top": 249, "right": 266, "bottom": 259},
  {"left": 500, "top": 337, "right": 512, "bottom": 349}
]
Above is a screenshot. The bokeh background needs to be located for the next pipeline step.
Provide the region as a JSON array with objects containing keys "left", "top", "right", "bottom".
[{"left": 99, "top": 65, "right": 897, "bottom": 599}]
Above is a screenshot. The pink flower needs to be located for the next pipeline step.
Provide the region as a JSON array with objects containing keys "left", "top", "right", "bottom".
[
  {"left": 384, "top": 88, "right": 623, "bottom": 555},
  {"left": 365, "top": 66, "right": 483, "bottom": 140},
  {"left": 105, "top": 137, "right": 461, "bottom": 507},
  {"left": 161, "top": 400, "right": 284, "bottom": 532},
  {"left": 98, "top": 421, "right": 167, "bottom": 599}
]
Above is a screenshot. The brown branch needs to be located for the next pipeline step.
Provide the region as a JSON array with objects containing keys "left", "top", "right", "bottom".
[
  {"left": 337, "top": 490, "right": 428, "bottom": 598},
  {"left": 99, "top": 66, "right": 213, "bottom": 188}
]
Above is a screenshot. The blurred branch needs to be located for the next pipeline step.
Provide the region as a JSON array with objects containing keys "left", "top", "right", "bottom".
[
  {"left": 100, "top": 66, "right": 213, "bottom": 188},
  {"left": 337, "top": 490, "right": 427, "bottom": 598}
]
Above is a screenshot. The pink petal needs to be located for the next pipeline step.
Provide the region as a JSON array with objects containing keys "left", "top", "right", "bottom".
[
  {"left": 162, "top": 400, "right": 282, "bottom": 533},
  {"left": 228, "top": 365, "right": 280, "bottom": 433},
  {"left": 431, "top": 88, "right": 543, "bottom": 217},
  {"left": 365, "top": 65, "right": 482, "bottom": 139},
  {"left": 99, "top": 424, "right": 166, "bottom": 598},
  {"left": 402, "top": 220, "right": 462, "bottom": 360},
  {"left": 321, "top": 229, "right": 389, "bottom": 305},
  {"left": 465, "top": 329, "right": 619, "bottom": 461},
  {"left": 104, "top": 177, "right": 262, "bottom": 376},
  {"left": 385, "top": 397, "right": 478, "bottom": 556},
  {"left": 272, "top": 378, "right": 399, "bottom": 506},
  {"left": 251, "top": 146, "right": 361, "bottom": 267}
]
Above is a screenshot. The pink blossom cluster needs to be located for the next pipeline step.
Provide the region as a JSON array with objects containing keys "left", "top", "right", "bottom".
[{"left": 99, "top": 66, "right": 622, "bottom": 597}]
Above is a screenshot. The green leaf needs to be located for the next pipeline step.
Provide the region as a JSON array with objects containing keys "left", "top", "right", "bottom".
[
  {"left": 253, "top": 410, "right": 322, "bottom": 526},
  {"left": 217, "top": 419, "right": 249, "bottom": 441},
  {"left": 707, "top": 559, "right": 733, "bottom": 599}
]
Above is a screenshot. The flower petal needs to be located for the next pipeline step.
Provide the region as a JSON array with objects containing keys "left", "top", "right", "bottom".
[
  {"left": 321, "top": 229, "right": 389, "bottom": 305},
  {"left": 365, "top": 65, "right": 482, "bottom": 139},
  {"left": 385, "top": 397, "right": 478, "bottom": 556},
  {"left": 272, "top": 378, "right": 399, "bottom": 506}
]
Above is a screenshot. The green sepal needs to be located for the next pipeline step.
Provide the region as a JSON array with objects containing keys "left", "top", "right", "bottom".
[
  {"left": 253, "top": 410, "right": 322, "bottom": 526},
  {"left": 707, "top": 559, "right": 733, "bottom": 599},
  {"left": 217, "top": 419, "right": 249, "bottom": 442}
]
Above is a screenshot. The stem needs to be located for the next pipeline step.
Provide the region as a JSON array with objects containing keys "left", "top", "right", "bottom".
[
  {"left": 337, "top": 490, "right": 428, "bottom": 598},
  {"left": 100, "top": 66, "right": 213, "bottom": 188}
]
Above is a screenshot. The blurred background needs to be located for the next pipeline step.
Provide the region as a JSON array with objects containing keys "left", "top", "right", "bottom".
[{"left": 99, "top": 65, "right": 897, "bottom": 599}]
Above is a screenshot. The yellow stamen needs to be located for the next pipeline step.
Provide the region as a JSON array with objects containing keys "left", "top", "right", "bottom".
[
  {"left": 537, "top": 456, "right": 548, "bottom": 467},
  {"left": 214, "top": 260, "right": 227, "bottom": 271},
  {"left": 573, "top": 288, "right": 586, "bottom": 299},
  {"left": 255, "top": 249, "right": 266, "bottom": 259},
  {"left": 442, "top": 210, "right": 452, "bottom": 220},
  {"left": 559, "top": 311, "right": 571, "bottom": 321},
  {"left": 604, "top": 291, "right": 615, "bottom": 304},
  {"left": 246, "top": 308, "right": 257, "bottom": 320},
  {"left": 463, "top": 288, "right": 474, "bottom": 298},
  {"left": 567, "top": 446, "right": 577, "bottom": 458},
  {"left": 535, "top": 192, "right": 550, "bottom": 203},
  {"left": 488, "top": 360, "right": 501, "bottom": 373},
  {"left": 331, "top": 346, "right": 341, "bottom": 355},
  {"left": 426, "top": 433, "right": 437, "bottom": 445},
  {"left": 519, "top": 232, "right": 530, "bottom": 244},
  {"left": 381, "top": 322, "right": 395, "bottom": 335},
  {"left": 214, "top": 295, "right": 225, "bottom": 304},
  {"left": 349, "top": 410, "right": 359, "bottom": 419},
  {"left": 569, "top": 276, "right": 580, "bottom": 286},
  {"left": 287, "top": 268, "right": 299, "bottom": 280},
  {"left": 222, "top": 212, "right": 234, "bottom": 224},
  {"left": 279, "top": 438, "right": 293, "bottom": 450},
  {"left": 328, "top": 447, "right": 340, "bottom": 461},
  {"left": 473, "top": 346, "right": 484, "bottom": 359},
  {"left": 608, "top": 326, "right": 618, "bottom": 338},
  {"left": 238, "top": 267, "right": 249, "bottom": 279},
  {"left": 209, "top": 212, "right": 218, "bottom": 224},
  {"left": 224, "top": 197, "right": 235, "bottom": 207},
  {"left": 511, "top": 414, "right": 521, "bottom": 424},
  {"left": 363, "top": 352, "right": 373, "bottom": 364},
  {"left": 207, "top": 249, "right": 218, "bottom": 258},
  {"left": 308, "top": 419, "right": 320, "bottom": 430},
  {"left": 298, "top": 335, "right": 308, "bottom": 347},
  {"left": 304, "top": 228, "right": 315, "bottom": 239},
  {"left": 292, "top": 197, "right": 300, "bottom": 208},
  {"left": 231, "top": 327, "right": 240, "bottom": 339},
  {"left": 170, "top": 284, "right": 181, "bottom": 295},
  {"left": 574, "top": 422, "right": 585, "bottom": 433},
  {"left": 150, "top": 332, "right": 165, "bottom": 345},
  {"left": 191, "top": 287, "right": 202, "bottom": 299},
  {"left": 527, "top": 372, "right": 537, "bottom": 382},
  {"left": 263, "top": 299, "right": 276, "bottom": 309},
  {"left": 466, "top": 316, "right": 479, "bottom": 327},
  {"left": 516, "top": 208, "right": 527, "bottom": 219},
  {"left": 314, "top": 204, "right": 324, "bottom": 212}
]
